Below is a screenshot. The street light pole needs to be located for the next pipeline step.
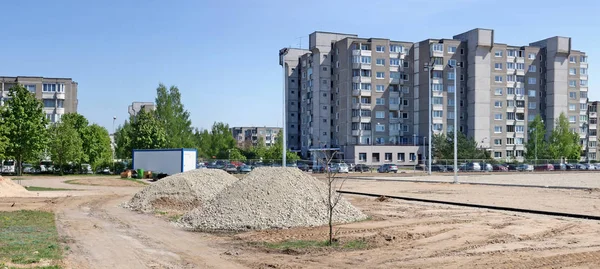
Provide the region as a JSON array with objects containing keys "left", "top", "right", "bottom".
[
  {"left": 282, "top": 59, "right": 287, "bottom": 167},
  {"left": 448, "top": 64, "right": 458, "bottom": 184},
  {"left": 425, "top": 62, "right": 432, "bottom": 175}
]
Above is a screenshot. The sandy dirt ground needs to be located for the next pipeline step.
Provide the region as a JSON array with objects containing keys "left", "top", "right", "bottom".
[{"left": 3, "top": 174, "right": 600, "bottom": 268}]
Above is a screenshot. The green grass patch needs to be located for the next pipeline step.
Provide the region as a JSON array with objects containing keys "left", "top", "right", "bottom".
[
  {"left": 263, "top": 239, "right": 368, "bottom": 250},
  {"left": 0, "top": 211, "right": 63, "bottom": 265},
  {"left": 24, "top": 186, "right": 75, "bottom": 192}
]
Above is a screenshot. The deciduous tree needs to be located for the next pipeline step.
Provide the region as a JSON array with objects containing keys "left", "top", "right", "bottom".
[
  {"left": 49, "top": 122, "right": 83, "bottom": 175},
  {"left": 155, "top": 84, "right": 195, "bottom": 148},
  {"left": 549, "top": 113, "right": 581, "bottom": 160},
  {"left": 130, "top": 110, "right": 167, "bottom": 150},
  {"left": 525, "top": 115, "right": 550, "bottom": 160},
  {"left": 1, "top": 85, "right": 48, "bottom": 175}
]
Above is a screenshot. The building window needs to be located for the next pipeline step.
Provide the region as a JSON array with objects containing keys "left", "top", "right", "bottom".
[
  {"left": 569, "top": 68, "right": 577, "bottom": 75},
  {"left": 433, "top": 124, "right": 443, "bottom": 131},
  {"left": 570, "top": 56, "right": 576, "bottom": 63},
  {"left": 432, "top": 97, "right": 443, "bottom": 105},
  {"left": 448, "top": 85, "right": 455, "bottom": 93},
  {"left": 515, "top": 138, "right": 524, "bottom": 145},
  {"left": 448, "top": 59, "right": 457, "bottom": 67},
  {"left": 57, "top": 100, "right": 64, "bottom": 108},
  {"left": 358, "top": 153, "right": 367, "bottom": 161},
  {"left": 581, "top": 80, "right": 588, "bottom": 87},
  {"left": 581, "top": 115, "right": 588, "bottom": 122},
  {"left": 506, "top": 62, "right": 515, "bottom": 69},
  {"left": 447, "top": 111, "right": 455, "bottom": 119},
  {"left": 448, "top": 99, "right": 455, "bottom": 106},
  {"left": 515, "top": 88, "right": 525, "bottom": 96},
  {"left": 402, "top": 113, "right": 408, "bottom": 119},
  {"left": 494, "top": 63, "right": 502, "bottom": 70},
  {"left": 448, "top": 72, "right": 455, "bottom": 80},
  {"left": 528, "top": 114, "right": 535, "bottom": 121},
  {"left": 403, "top": 61, "right": 409, "bottom": 68},
  {"left": 581, "top": 56, "right": 588, "bottom": 63},
  {"left": 42, "top": 84, "right": 57, "bottom": 92},
  {"left": 387, "top": 59, "right": 399, "bottom": 67},
  {"left": 495, "top": 50, "right": 503, "bottom": 57},
  {"left": 376, "top": 58, "right": 385, "bottom": 66},
  {"left": 507, "top": 138, "right": 514, "bottom": 145},
  {"left": 581, "top": 68, "right": 588, "bottom": 75},
  {"left": 371, "top": 153, "right": 380, "bottom": 162},
  {"left": 494, "top": 152, "right": 502, "bottom": 158},
  {"left": 569, "top": 92, "right": 577, "bottom": 99},
  {"left": 528, "top": 53, "right": 536, "bottom": 59},
  {"left": 528, "top": 90, "right": 536, "bottom": 97},
  {"left": 528, "top": 77, "right": 536, "bottom": 85},
  {"left": 528, "top": 102, "right": 536, "bottom": 109},
  {"left": 460, "top": 48, "right": 464, "bottom": 54},
  {"left": 506, "top": 87, "right": 515, "bottom": 95},
  {"left": 390, "top": 45, "right": 403, "bottom": 53},
  {"left": 581, "top": 103, "right": 588, "bottom": 110},
  {"left": 516, "top": 126, "right": 524, "bottom": 133},
  {"left": 581, "top": 92, "right": 588, "bottom": 98},
  {"left": 361, "top": 83, "right": 371, "bottom": 90},
  {"left": 361, "top": 56, "right": 371, "bottom": 64},
  {"left": 385, "top": 153, "right": 392, "bottom": 161},
  {"left": 376, "top": 98, "right": 385, "bottom": 105},
  {"left": 506, "top": 112, "right": 515, "bottom": 120},
  {"left": 529, "top": 65, "right": 536, "bottom": 72},
  {"left": 569, "top": 80, "right": 577, "bottom": 87},
  {"left": 432, "top": 83, "right": 443, "bottom": 91},
  {"left": 376, "top": 72, "right": 385, "bottom": 79},
  {"left": 507, "top": 75, "right": 516, "bottom": 82},
  {"left": 494, "top": 126, "right": 502, "bottom": 133},
  {"left": 448, "top": 46, "right": 457, "bottom": 53},
  {"left": 24, "top": 85, "right": 36, "bottom": 92},
  {"left": 494, "top": 113, "right": 503, "bottom": 120},
  {"left": 516, "top": 63, "right": 525, "bottom": 70},
  {"left": 376, "top": 85, "right": 385, "bottom": 92},
  {"left": 494, "top": 139, "right": 502, "bottom": 146},
  {"left": 507, "top": 50, "right": 516, "bottom": 57},
  {"left": 494, "top": 101, "right": 503, "bottom": 108},
  {"left": 375, "top": 125, "right": 385, "bottom": 132},
  {"left": 506, "top": 125, "right": 515, "bottom": 132},
  {"left": 43, "top": 99, "right": 56, "bottom": 107},
  {"left": 432, "top": 44, "right": 443, "bottom": 52},
  {"left": 569, "top": 116, "right": 576, "bottom": 123},
  {"left": 376, "top": 45, "right": 385, "bottom": 52},
  {"left": 569, "top": 104, "right": 576, "bottom": 111},
  {"left": 433, "top": 110, "right": 443, "bottom": 118},
  {"left": 494, "top": 76, "right": 503, "bottom": 83},
  {"left": 375, "top": 111, "right": 385, "bottom": 119},
  {"left": 507, "top": 100, "right": 515, "bottom": 107},
  {"left": 506, "top": 150, "right": 514, "bottom": 157},
  {"left": 398, "top": 153, "right": 405, "bottom": 162}
]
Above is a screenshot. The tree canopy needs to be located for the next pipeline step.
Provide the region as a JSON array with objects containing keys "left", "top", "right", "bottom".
[
  {"left": 548, "top": 113, "right": 581, "bottom": 160},
  {"left": 432, "top": 132, "right": 489, "bottom": 161},
  {"left": 155, "top": 84, "right": 195, "bottom": 148},
  {"left": 525, "top": 114, "right": 550, "bottom": 160},
  {"left": 0, "top": 85, "right": 48, "bottom": 175},
  {"left": 130, "top": 109, "right": 167, "bottom": 150},
  {"left": 48, "top": 122, "right": 83, "bottom": 175}
]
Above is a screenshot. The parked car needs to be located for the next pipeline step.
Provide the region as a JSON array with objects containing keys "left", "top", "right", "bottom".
[
  {"left": 564, "top": 163, "right": 576, "bottom": 170},
  {"left": 587, "top": 163, "right": 597, "bottom": 170},
  {"left": 430, "top": 165, "right": 448, "bottom": 172},
  {"left": 196, "top": 163, "right": 207, "bottom": 169},
  {"left": 224, "top": 164, "right": 238, "bottom": 174},
  {"left": 238, "top": 165, "right": 252, "bottom": 174},
  {"left": 1, "top": 160, "right": 16, "bottom": 175},
  {"left": 481, "top": 163, "right": 493, "bottom": 172},
  {"left": 493, "top": 164, "right": 508, "bottom": 171},
  {"left": 297, "top": 162, "right": 310, "bottom": 171},
  {"left": 506, "top": 164, "right": 519, "bottom": 171},
  {"left": 465, "top": 162, "right": 482, "bottom": 171},
  {"left": 553, "top": 163, "right": 566, "bottom": 171},
  {"left": 312, "top": 164, "right": 327, "bottom": 173},
  {"left": 575, "top": 163, "right": 588, "bottom": 170},
  {"left": 517, "top": 164, "right": 534, "bottom": 172},
  {"left": 377, "top": 164, "right": 398, "bottom": 173},
  {"left": 354, "top": 164, "right": 370, "bottom": 173},
  {"left": 534, "top": 164, "right": 554, "bottom": 171},
  {"left": 81, "top": 164, "right": 93, "bottom": 174},
  {"left": 330, "top": 163, "right": 349, "bottom": 173},
  {"left": 443, "top": 165, "right": 459, "bottom": 172}
]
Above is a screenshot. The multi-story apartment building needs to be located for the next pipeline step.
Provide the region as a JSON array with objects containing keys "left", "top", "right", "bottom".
[
  {"left": 128, "top": 101, "right": 156, "bottom": 117},
  {"left": 231, "top": 127, "right": 281, "bottom": 148},
  {"left": 587, "top": 101, "right": 599, "bottom": 161},
  {"left": 281, "top": 28, "right": 589, "bottom": 165},
  {"left": 0, "top": 76, "right": 78, "bottom": 123}
]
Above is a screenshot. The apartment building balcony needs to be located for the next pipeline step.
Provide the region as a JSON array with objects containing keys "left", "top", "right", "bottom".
[
  {"left": 361, "top": 103, "right": 371, "bottom": 110},
  {"left": 42, "top": 92, "right": 55, "bottom": 99},
  {"left": 590, "top": 112, "right": 598, "bottom": 118},
  {"left": 360, "top": 90, "right": 372, "bottom": 97},
  {"left": 389, "top": 117, "right": 401, "bottom": 124},
  {"left": 506, "top": 106, "right": 516, "bottom": 112},
  {"left": 581, "top": 62, "right": 588, "bottom": 68},
  {"left": 515, "top": 132, "right": 524, "bottom": 138},
  {"left": 432, "top": 90, "right": 443, "bottom": 97},
  {"left": 56, "top": 108, "right": 65, "bottom": 114},
  {"left": 352, "top": 89, "right": 361, "bottom": 97},
  {"left": 580, "top": 132, "right": 587, "bottom": 138},
  {"left": 432, "top": 118, "right": 443, "bottom": 124},
  {"left": 352, "top": 103, "right": 361, "bottom": 110},
  {"left": 352, "top": 49, "right": 371, "bottom": 57},
  {"left": 389, "top": 52, "right": 405, "bottom": 59},
  {"left": 433, "top": 104, "right": 444, "bottom": 111},
  {"left": 351, "top": 116, "right": 360, "bottom": 122},
  {"left": 581, "top": 110, "right": 588, "bottom": 116},
  {"left": 352, "top": 63, "right": 372, "bottom": 70},
  {"left": 580, "top": 74, "right": 588, "bottom": 80},
  {"left": 515, "top": 95, "right": 525, "bottom": 101},
  {"left": 389, "top": 130, "right": 400, "bottom": 136},
  {"left": 433, "top": 64, "right": 444, "bottom": 71},
  {"left": 516, "top": 107, "right": 525, "bottom": 113},
  {"left": 589, "top": 136, "right": 597, "bottom": 142},
  {"left": 515, "top": 144, "right": 525, "bottom": 150},
  {"left": 506, "top": 119, "right": 515, "bottom": 125},
  {"left": 590, "top": 123, "right": 597, "bottom": 130},
  {"left": 352, "top": 76, "right": 371, "bottom": 83},
  {"left": 431, "top": 49, "right": 443, "bottom": 58},
  {"left": 56, "top": 92, "right": 66, "bottom": 100},
  {"left": 389, "top": 77, "right": 400, "bottom": 84},
  {"left": 351, "top": 130, "right": 371, "bottom": 136},
  {"left": 360, "top": 117, "right": 371, "bottom": 123},
  {"left": 351, "top": 130, "right": 360, "bottom": 136},
  {"left": 389, "top": 91, "right": 399, "bottom": 98},
  {"left": 389, "top": 103, "right": 399, "bottom": 111}
]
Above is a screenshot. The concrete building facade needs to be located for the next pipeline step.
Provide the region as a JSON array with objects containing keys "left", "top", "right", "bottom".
[
  {"left": 231, "top": 127, "right": 281, "bottom": 148},
  {"left": 587, "top": 101, "right": 598, "bottom": 161},
  {"left": 280, "top": 29, "right": 589, "bottom": 165},
  {"left": 0, "top": 76, "right": 78, "bottom": 123},
  {"left": 128, "top": 102, "right": 156, "bottom": 117}
]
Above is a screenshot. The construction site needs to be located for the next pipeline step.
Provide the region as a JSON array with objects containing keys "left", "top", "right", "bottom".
[{"left": 2, "top": 167, "right": 600, "bottom": 268}]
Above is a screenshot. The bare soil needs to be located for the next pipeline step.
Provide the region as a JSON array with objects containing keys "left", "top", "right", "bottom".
[
  {"left": 65, "top": 177, "right": 148, "bottom": 187},
  {"left": 2, "top": 174, "right": 600, "bottom": 268}
]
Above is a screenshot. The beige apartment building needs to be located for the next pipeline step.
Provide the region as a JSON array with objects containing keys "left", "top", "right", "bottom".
[
  {"left": 280, "top": 28, "right": 589, "bottom": 165},
  {"left": 587, "top": 101, "right": 599, "bottom": 161},
  {"left": 0, "top": 76, "right": 78, "bottom": 122}
]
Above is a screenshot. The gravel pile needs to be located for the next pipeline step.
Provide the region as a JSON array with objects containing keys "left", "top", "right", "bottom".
[
  {"left": 0, "top": 177, "right": 32, "bottom": 197},
  {"left": 179, "top": 167, "right": 367, "bottom": 231},
  {"left": 125, "top": 169, "right": 237, "bottom": 213}
]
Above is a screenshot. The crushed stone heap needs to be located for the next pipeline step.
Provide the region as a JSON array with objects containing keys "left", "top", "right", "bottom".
[
  {"left": 0, "top": 177, "right": 32, "bottom": 197},
  {"left": 179, "top": 167, "right": 367, "bottom": 231},
  {"left": 125, "top": 169, "right": 237, "bottom": 213}
]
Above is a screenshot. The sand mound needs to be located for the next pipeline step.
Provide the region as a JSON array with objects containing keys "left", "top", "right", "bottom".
[
  {"left": 0, "top": 177, "right": 32, "bottom": 197},
  {"left": 125, "top": 169, "right": 237, "bottom": 213},
  {"left": 179, "top": 167, "right": 367, "bottom": 231}
]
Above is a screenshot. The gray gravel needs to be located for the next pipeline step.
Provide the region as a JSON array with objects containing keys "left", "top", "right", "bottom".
[
  {"left": 125, "top": 169, "right": 237, "bottom": 213},
  {"left": 179, "top": 167, "right": 367, "bottom": 231}
]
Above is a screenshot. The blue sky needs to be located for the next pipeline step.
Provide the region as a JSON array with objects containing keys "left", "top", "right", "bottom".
[{"left": 1, "top": 0, "right": 598, "bottom": 132}]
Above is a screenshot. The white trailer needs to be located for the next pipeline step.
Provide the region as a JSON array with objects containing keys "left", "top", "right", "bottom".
[{"left": 132, "top": 148, "right": 197, "bottom": 175}]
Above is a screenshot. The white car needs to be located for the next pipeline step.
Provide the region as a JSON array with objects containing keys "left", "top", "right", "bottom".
[
  {"left": 1, "top": 160, "right": 15, "bottom": 174},
  {"left": 330, "top": 163, "right": 349, "bottom": 173}
]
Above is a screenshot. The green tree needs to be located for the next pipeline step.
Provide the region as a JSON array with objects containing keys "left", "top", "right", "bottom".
[
  {"left": 130, "top": 110, "right": 167, "bottom": 150},
  {"left": 525, "top": 115, "right": 549, "bottom": 161},
  {"left": 155, "top": 84, "right": 195, "bottom": 148},
  {"left": 193, "top": 128, "right": 213, "bottom": 159},
  {"left": 114, "top": 119, "right": 133, "bottom": 159},
  {"left": 1, "top": 85, "right": 49, "bottom": 175},
  {"left": 432, "top": 132, "right": 488, "bottom": 161},
  {"left": 0, "top": 107, "right": 8, "bottom": 160},
  {"left": 207, "top": 122, "right": 236, "bottom": 159},
  {"left": 228, "top": 148, "right": 247, "bottom": 162},
  {"left": 84, "top": 124, "right": 114, "bottom": 170},
  {"left": 549, "top": 113, "right": 581, "bottom": 160},
  {"left": 49, "top": 122, "right": 83, "bottom": 175},
  {"left": 264, "top": 133, "right": 300, "bottom": 163}
]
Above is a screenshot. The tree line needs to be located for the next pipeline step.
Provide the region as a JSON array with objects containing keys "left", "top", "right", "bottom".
[
  {"left": 432, "top": 113, "right": 582, "bottom": 162},
  {"left": 0, "top": 85, "right": 113, "bottom": 175},
  {"left": 114, "top": 84, "right": 300, "bottom": 164}
]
